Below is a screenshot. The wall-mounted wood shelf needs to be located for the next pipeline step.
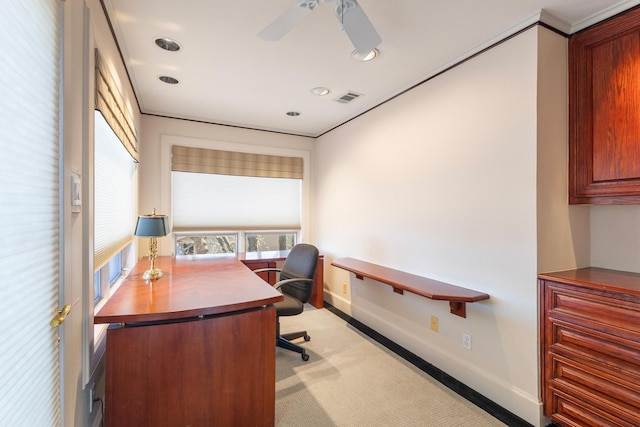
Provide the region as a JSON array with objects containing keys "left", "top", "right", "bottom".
[{"left": 331, "top": 257, "right": 490, "bottom": 318}]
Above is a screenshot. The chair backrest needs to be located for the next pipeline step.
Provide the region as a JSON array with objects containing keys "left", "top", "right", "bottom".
[{"left": 279, "top": 243, "right": 319, "bottom": 304}]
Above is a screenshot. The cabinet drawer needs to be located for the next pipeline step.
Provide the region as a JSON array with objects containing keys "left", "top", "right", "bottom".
[
  {"left": 549, "top": 353, "right": 640, "bottom": 413},
  {"left": 550, "top": 388, "right": 639, "bottom": 427},
  {"left": 551, "top": 321, "right": 640, "bottom": 368},
  {"left": 540, "top": 269, "right": 640, "bottom": 426},
  {"left": 548, "top": 284, "right": 640, "bottom": 335}
]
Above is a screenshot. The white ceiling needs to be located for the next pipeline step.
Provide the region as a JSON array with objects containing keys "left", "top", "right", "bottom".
[{"left": 103, "top": 0, "right": 640, "bottom": 137}]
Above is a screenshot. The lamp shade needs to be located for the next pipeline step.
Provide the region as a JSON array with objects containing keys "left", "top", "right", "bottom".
[{"left": 134, "top": 214, "right": 169, "bottom": 237}]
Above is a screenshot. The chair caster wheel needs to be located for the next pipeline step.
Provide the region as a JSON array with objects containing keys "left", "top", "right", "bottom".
[
  {"left": 304, "top": 334, "right": 311, "bottom": 342},
  {"left": 302, "top": 352, "right": 309, "bottom": 361}
]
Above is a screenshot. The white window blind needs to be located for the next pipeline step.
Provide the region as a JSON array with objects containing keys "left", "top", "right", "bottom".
[
  {"left": 172, "top": 171, "right": 301, "bottom": 231},
  {"left": 0, "top": 0, "right": 61, "bottom": 425},
  {"left": 94, "top": 110, "right": 135, "bottom": 269}
]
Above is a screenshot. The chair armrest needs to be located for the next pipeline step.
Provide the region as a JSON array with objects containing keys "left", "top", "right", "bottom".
[
  {"left": 252, "top": 267, "right": 281, "bottom": 274},
  {"left": 274, "top": 277, "right": 314, "bottom": 290}
]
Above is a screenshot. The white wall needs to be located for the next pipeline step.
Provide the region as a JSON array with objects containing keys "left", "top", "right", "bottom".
[
  {"left": 591, "top": 205, "right": 640, "bottom": 271},
  {"left": 313, "top": 26, "right": 587, "bottom": 426},
  {"left": 536, "top": 29, "right": 591, "bottom": 274}
]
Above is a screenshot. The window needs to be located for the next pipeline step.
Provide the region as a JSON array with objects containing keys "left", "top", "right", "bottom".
[
  {"left": 171, "top": 146, "right": 304, "bottom": 254},
  {"left": 94, "top": 246, "right": 130, "bottom": 307},
  {"left": 94, "top": 110, "right": 135, "bottom": 268},
  {"left": 246, "top": 232, "right": 296, "bottom": 252},
  {"left": 175, "top": 233, "right": 237, "bottom": 256},
  {"left": 93, "top": 110, "right": 135, "bottom": 305},
  {"left": 84, "top": 50, "right": 139, "bottom": 387},
  {"left": 88, "top": 109, "right": 136, "bottom": 384},
  {"left": 108, "top": 251, "right": 122, "bottom": 285},
  {"left": 174, "top": 231, "right": 296, "bottom": 257},
  {"left": 0, "top": 1, "right": 62, "bottom": 422},
  {"left": 94, "top": 271, "right": 101, "bottom": 304}
]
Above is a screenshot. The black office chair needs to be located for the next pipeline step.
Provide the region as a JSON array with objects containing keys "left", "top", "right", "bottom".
[{"left": 254, "top": 243, "right": 319, "bottom": 361}]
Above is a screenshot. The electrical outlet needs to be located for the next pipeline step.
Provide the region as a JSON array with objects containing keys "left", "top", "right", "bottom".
[
  {"left": 462, "top": 332, "right": 472, "bottom": 350},
  {"left": 342, "top": 283, "right": 347, "bottom": 294},
  {"left": 430, "top": 316, "right": 438, "bottom": 332}
]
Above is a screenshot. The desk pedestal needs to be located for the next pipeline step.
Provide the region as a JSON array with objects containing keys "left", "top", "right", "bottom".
[{"left": 105, "top": 306, "right": 276, "bottom": 426}]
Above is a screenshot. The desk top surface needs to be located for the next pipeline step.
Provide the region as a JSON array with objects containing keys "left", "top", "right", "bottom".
[{"left": 94, "top": 256, "right": 283, "bottom": 324}]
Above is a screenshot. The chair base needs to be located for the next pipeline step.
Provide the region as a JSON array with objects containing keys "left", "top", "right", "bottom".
[{"left": 277, "top": 330, "right": 310, "bottom": 361}]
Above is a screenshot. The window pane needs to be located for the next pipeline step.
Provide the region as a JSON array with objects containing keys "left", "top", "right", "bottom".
[
  {"left": 94, "top": 271, "right": 101, "bottom": 304},
  {"left": 108, "top": 252, "right": 122, "bottom": 285},
  {"left": 175, "top": 234, "right": 237, "bottom": 256},
  {"left": 246, "top": 232, "right": 296, "bottom": 252}
]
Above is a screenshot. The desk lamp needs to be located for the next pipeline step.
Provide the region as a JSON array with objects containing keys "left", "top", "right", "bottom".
[{"left": 134, "top": 209, "right": 170, "bottom": 280}]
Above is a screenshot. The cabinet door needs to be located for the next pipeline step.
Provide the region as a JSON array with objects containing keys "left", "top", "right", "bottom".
[{"left": 570, "top": 8, "right": 640, "bottom": 204}]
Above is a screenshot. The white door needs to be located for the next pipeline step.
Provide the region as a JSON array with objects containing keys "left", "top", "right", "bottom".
[{"left": 0, "top": 1, "right": 63, "bottom": 425}]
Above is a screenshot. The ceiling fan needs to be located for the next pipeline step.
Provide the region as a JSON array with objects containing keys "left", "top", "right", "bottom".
[{"left": 258, "top": 0, "right": 382, "bottom": 54}]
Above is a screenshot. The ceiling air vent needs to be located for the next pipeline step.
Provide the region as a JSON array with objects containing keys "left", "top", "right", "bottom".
[{"left": 335, "top": 91, "right": 362, "bottom": 104}]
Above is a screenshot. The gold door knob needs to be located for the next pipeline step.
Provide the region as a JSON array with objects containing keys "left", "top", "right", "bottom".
[{"left": 50, "top": 304, "right": 71, "bottom": 328}]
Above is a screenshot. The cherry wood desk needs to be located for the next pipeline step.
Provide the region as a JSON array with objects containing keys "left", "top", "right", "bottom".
[
  {"left": 240, "top": 250, "right": 324, "bottom": 308},
  {"left": 95, "top": 256, "right": 283, "bottom": 427}
]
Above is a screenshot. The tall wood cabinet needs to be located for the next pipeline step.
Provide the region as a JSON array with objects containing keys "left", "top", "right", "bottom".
[
  {"left": 539, "top": 268, "right": 640, "bottom": 426},
  {"left": 569, "top": 7, "right": 640, "bottom": 204}
]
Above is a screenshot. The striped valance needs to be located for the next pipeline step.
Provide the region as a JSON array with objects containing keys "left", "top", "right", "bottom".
[
  {"left": 171, "top": 145, "right": 303, "bottom": 179},
  {"left": 95, "top": 49, "right": 139, "bottom": 162}
]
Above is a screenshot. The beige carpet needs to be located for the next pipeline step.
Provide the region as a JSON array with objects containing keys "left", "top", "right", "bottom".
[{"left": 275, "top": 306, "right": 507, "bottom": 427}]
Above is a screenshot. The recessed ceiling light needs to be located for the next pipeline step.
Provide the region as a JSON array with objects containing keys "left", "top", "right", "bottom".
[
  {"left": 351, "top": 48, "right": 379, "bottom": 62},
  {"left": 286, "top": 111, "right": 301, "bottom": 117},
  {"left": 154, "top": 37, "right": 181, "bottom": 52},
  {"left": 311, "top": 87, "right": 330, "bottom": 96},
  {"left": 159, "top": 75, "right": 179, "bottom": 84}
]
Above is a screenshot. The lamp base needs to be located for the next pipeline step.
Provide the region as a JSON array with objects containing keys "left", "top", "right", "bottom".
[{"left": 143, "top": 268, "right": 163, "bottom": 281}]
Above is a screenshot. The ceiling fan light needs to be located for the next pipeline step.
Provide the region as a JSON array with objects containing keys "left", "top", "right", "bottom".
[{"left": 352, "top": 48, "right": 379, "bottom": 62}]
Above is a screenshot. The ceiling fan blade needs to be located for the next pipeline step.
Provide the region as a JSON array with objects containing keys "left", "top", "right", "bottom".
[
  {"left": 338, "top": 1, "right": 381, "bottom": 54},
  {"left": 258, "top": 1, "right": 318, "bottom": 41}
]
